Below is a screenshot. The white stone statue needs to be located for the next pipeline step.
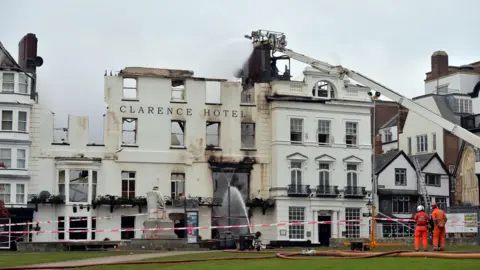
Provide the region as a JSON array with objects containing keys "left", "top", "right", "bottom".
[{"left": 146, "top": 186, "right": 166, "bottom": 220}]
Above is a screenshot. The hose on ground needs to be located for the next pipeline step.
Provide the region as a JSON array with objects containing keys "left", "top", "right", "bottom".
[{"left": 3, "top": 249, "right": 480, "bottom": 270}]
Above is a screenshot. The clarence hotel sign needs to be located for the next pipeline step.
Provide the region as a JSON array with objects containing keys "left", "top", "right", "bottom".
[{"left": 119, "top": 105, "right": 247, "bottom": 118}]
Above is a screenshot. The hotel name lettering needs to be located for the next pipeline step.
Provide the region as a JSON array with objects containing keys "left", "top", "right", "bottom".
[{"left": 119, "top": 105, "right": 247, "bottom": 117}]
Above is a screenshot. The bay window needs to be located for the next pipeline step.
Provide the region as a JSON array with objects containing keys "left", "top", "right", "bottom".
[
  {"left": 58, "top": 169, "right": 98, "bottom": 203},
  {"left": 16, "top": 184, "right": 25, "bottom": 204},
  {"left": 69, "top": 170, "right": 89, "bottom": 203},
  {"left": 0, "top": 183, "right": 11, "bottom": 203}
]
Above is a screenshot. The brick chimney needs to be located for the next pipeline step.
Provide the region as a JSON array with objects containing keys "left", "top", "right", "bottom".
[
  {"left": 375, "top": 134, "right": 383, "bottom": 156},
  {"left": 431, "top": 50, "right": 449, "bottom": 77},
  {"left": 18, "top": 33, "right": 39, "bottom": 74}
]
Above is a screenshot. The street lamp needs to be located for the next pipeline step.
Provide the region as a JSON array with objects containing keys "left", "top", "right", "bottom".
[
  {"left": 367, "top": 91, "right": 380, "bottom": 250},
  {"left": 366, "top": 199, "right": 373, "bottom": 212}
]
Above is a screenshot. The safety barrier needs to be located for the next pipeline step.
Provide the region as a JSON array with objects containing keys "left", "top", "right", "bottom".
[{"left": 0, "top": 218, "right": 478, "bottom": 235}]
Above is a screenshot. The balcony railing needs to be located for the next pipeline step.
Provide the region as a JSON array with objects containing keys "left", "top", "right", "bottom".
[
  {"left": 461, "top": 114, "right": 480, "bottom": 132},
  {"left": 344, "top": 186, "right": 367, "bottom": 198},
  {"left": 287, "top": 184, "right": 311, "bottom": 197},
  {"left": 316, "top": 185, "right": 340, "bottom": 197}
]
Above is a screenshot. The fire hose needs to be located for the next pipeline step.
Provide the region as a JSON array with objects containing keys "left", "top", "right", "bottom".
[{"left": 2, "top": 250, "right": 480, "bottom": 270}]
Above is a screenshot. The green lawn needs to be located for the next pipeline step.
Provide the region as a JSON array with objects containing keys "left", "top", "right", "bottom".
[
  {"left": 0, "top": 251, "right": 151, "bottom": 267},
  {"left": 80, "top": 250, "right": 480, "bottom": 270},
  {"left": 2, "top": 246, "right": 480, "bottom": 269}
]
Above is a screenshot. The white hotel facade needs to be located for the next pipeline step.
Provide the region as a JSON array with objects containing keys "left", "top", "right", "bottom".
[
  {"left": 25, "top": 65, "right": 374, "bottom": 245},
  {"left": 29, "top": 67, "right": 271, "bottom": 242}
]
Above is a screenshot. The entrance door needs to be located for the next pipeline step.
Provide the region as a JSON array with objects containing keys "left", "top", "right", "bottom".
[{"left": 318, "top": 216, "right": 331, "bottom": 246}]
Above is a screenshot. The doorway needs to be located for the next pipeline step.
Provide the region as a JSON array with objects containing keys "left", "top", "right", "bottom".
[
  {"left": 318, "top": 216, "right": 331, "bottom": 246},
  {"left": 174, "top": 217, "right": 186, "bottom": 238}
]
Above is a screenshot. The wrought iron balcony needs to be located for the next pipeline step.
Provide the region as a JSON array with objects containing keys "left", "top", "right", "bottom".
[
  {"left": 461, "top": 114, "right": 480, "bottom": 132},
  {"left": 287, "top": 184, "right": 311, "bottom": 197},
  {"left": 344, "top": 186, "right": 367, "bottom": 198},
  {"left": 315, "top": 185, "right": 340, "bottom": 197}
]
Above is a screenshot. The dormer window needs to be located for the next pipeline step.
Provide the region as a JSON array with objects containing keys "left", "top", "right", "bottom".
[
  {"left": 312, "top": 80, "right": 335, "bottom": 99},
  {"left": 454, "top": 98, "right": 472, "bottom": 114}
]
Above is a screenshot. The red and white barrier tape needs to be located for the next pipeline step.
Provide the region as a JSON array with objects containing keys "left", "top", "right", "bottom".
[
  {"left": 3, "top": 213, "right": 477, "bottom": 228},
  {"left": 1, "top": 218, "right": 479, "bottom": 235},
  {"left": 0, "top": 211, "right": 254, "bottom": 228}
]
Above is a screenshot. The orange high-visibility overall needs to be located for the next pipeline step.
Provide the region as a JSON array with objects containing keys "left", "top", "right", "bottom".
[
  {"left": 431, "top": 208, "right": 447, "bottom": 251},
  {"left": 414, "top": 211, "right": 429, "bottom": 251}
]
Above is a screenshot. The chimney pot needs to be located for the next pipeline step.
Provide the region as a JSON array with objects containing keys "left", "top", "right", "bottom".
[{"left": 431, "top": 50, "right": 449, "bottom": 76}]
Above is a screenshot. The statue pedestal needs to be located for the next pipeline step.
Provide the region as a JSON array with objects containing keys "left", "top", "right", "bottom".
[
  {"left": 143, "top": 219, "right": 178, "bottom": 240},
  {"left": 133, "top": 212, "right": 198, "bottom": 250}
]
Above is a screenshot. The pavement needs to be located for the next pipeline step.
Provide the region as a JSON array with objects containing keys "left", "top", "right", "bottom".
[{"left": 14, "top": 250, "right": 214, "bottom": 269}]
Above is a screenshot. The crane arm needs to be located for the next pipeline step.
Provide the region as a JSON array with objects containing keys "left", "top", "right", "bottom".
[{"left": 246, "top": 30, "right": 480, "bottom": 148}]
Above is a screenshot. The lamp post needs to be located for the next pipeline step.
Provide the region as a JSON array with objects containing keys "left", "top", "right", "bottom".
[
  {"left": 366, "top": 199, "right": 377, "bottom": 249},
  {"left": 367, "top": 91, "right": 381, "bottom": 250}
]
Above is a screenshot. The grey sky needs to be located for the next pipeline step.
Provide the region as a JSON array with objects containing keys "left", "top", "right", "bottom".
[{"left": 2, "top": 0, "right": 480, "bottom": 143}]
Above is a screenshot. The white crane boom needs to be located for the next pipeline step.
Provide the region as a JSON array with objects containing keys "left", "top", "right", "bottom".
[{"left": 246, "top": 30, "right": 480, "bottom": 148}]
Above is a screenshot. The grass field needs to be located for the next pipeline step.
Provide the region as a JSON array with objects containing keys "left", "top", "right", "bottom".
[{"left": 2, "top": 246, "right": 480, "bottom": 270}]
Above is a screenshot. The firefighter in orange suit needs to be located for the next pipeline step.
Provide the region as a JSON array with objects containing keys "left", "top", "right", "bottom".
[
  {"left": 414, "top": 205, "right": 429, "bottom": 251},
  {"left": 431, "top": 202, "right": 447, "bottom": 251}
]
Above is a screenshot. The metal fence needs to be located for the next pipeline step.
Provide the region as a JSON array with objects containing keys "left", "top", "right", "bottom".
[{"left": 0, "top": 218, "right": 11, "bottom": 249}]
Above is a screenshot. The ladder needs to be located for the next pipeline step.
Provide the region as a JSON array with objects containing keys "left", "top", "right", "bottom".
[{"left": 413, "top": 157, "right": 431, "bottom": 213}]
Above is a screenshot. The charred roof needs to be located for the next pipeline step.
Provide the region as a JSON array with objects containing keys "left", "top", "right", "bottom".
[{"left": 119, "top": 67, "right": 227, "bottom": 82}]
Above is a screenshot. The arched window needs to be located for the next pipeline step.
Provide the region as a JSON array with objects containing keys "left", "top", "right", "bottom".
[
  {"left": 318, "top": 163, "right": 330, "bottom": 187},
  {"left": 346, "top": 164, "right": 358, "bottom": 187},
  {"left": 312, "top": 80, "right": 336, "bottom": 99},
  {"left": 290, "top": 160, "right": 303, "bottom": 186}
]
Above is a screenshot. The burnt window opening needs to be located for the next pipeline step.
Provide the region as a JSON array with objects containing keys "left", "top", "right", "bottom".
[
  {"left": 206, "top": 122, "right": 220, "bottom": 148},
  {"left": 312, "top": 80, "right": 335, "bottom": 99},
  {"left": 121, "top": 216, "right": 135, "bottom": 240},
  {"left": 290, "top": 118, "right": 303, "bottom": 144},
  {"left": 241, "top": 123, "right": 255, "bottom": 149},
  {"left": 69, "top": 216, "right": 88, "bottom": 240},
  {"left": 123, "top": 78, "right": 137, "bottom": 99},
  {"left": 91, "top": 217, "right": 96, "bottom": 240},
  {"left": 171, "top": 173, "right": 185, "bottom": 199},
  {"left": 69, "top": 170, "right": 89, "bottom": 203},
  {"left": 171, "top": 80, "right": 185, "bottom": 101},
  {"left": 205, "top": 81, "right": 221, "bottom": 104},
  {"left": 241, "top": 88, "right": 255, "bottom": 104},
  {"left": 122, "top": 118, "right": 137, "bottom": 145},
  {"left": 58, "top": 216, "right": 65, "bottom": 240},
  {"left": 171, "top": 120, "right": 186, "bottom": 147}
]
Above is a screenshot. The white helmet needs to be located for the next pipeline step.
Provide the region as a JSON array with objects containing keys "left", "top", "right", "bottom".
[{"left": 417, "top": 205, "right": 424, "bottom": 212}]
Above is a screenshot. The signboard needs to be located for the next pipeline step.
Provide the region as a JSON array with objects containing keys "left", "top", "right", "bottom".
[
  {"left": 172, "top": 199, "right": 199, "bottom": 209},
  {"left": 446, "top": 213, "right": 478, "bottom": 233},
  {"left": 0, "top": 218, "right": 11, "bottom": 250},
  {"left": 186, "top": 211, "right": 199, "bottom": 243}
]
